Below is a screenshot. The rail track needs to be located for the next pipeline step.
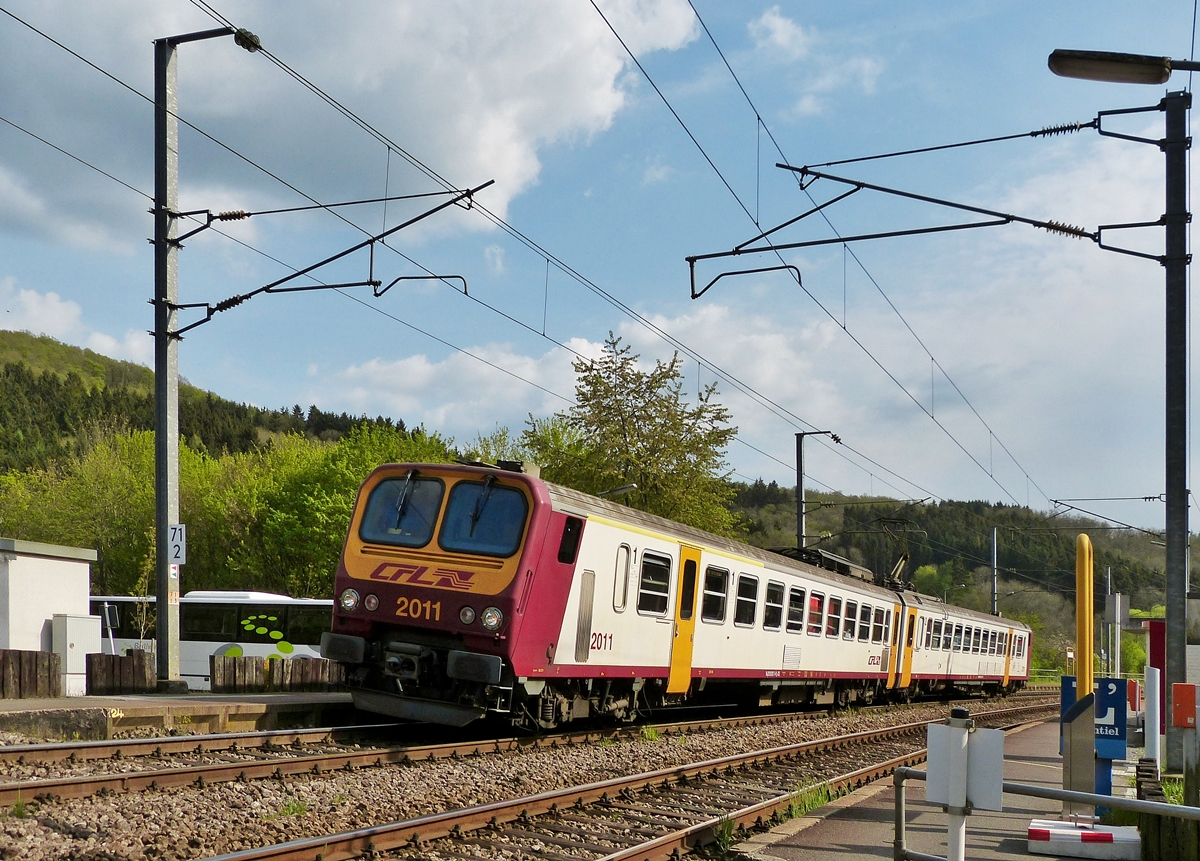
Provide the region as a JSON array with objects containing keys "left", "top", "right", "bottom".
[
  {"left": 0, "top": 695, "right": 1054, "bottom": 806},
  {"left": 200, "top": 701, "right": 1054, "bottom": 861}
]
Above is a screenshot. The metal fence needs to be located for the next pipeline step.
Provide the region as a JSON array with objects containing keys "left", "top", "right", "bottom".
[{"left": 892, "top": 765, "right": 1200, "bottom": 861}]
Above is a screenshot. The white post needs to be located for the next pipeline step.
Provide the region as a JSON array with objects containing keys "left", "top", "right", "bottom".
[
  {"left": 946, "top": 708, "right": 970, "bottom": 861},
  {"left": 1146, "top": 665, "right": 1162, "bottom": 768}
]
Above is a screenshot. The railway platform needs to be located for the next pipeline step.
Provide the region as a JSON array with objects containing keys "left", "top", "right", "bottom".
[
  {"left": 738, "top": 718, "right": 1091, "bottom": 861},
  {"left": 0, "top": 691, "right": 357, "bottom": 739}
]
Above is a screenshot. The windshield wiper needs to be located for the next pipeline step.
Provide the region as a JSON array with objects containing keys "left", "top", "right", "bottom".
[
  {"left": 469, "top": 475, "right": 496, "bottom": 537},
  {"left": 393, "top": 469, "right": 416, "bottom": 530}
]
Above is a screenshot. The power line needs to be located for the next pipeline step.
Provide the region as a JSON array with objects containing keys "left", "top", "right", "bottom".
[{"left": 685, "top": 1, "right": 1051, "bottom": 508}]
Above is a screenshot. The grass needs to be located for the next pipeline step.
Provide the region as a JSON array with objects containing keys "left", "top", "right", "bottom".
[
  {"left": 713, "top": 815, "right": 736, "bottom": 854},
  {"left": 1163, "top": 778, "right": 1184, "bottom": 805},
  {"left": 266, "top": 798, "right": 309, "bottom": 819},
  {"left": 787, "top": 783, "right": 833, "bottom": 819},
  {"left": 8, "top": 793, "right": 25, "bottom": 819},
  {"left": 639, "top": 725, "right": 660, "bottom": 743}
]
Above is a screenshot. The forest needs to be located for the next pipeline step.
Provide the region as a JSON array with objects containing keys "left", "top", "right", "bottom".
[{"left": 0, "top": 330, "right": 1172, "bottom": 672}]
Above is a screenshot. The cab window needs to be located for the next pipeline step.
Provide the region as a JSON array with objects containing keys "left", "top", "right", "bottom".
[
  {"left": 439, "top": 479, "right": 528, "bottom": 557},
  {"left": 360, "top": 475, "right": 444, "bottom": 548}
]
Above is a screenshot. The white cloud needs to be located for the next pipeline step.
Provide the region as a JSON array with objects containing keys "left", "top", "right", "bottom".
[
  {"left": 642, "top": 159, "right": 674, "bottom": 184},
  {"left": 0, "top": 1, "right": 701, "bottom": 248},
  {"left": 0, "top": 276, "right": 151, "bottom": 364},
  {"left": 484, "top": 244, "right": 506, "bottom": 274},
  {"left": 748, "top": 6, "right": 810, "bottom": 60}
]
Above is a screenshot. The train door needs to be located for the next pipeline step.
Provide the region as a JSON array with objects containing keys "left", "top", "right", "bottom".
[
  {"left": 668, "top": 546, "right": 701, "bottom": 694},
  {"left": 1002, "top": 626, "right": 1014, "bottom": 687},
  {"left": 898, "top": 606, "right": 919, "bottom": 689},
  {"left": 885, "top": 600, "right": 903, "bottom": 688}
]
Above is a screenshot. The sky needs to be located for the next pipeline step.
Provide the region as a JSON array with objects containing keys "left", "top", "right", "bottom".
[{"left": 0, "top": 0, "right": 1195, "bottom": 530}]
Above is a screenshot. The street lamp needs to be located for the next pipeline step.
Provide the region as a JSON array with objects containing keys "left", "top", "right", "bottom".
[
  {"left": 154, "top": 26, "right": 259, "bottom": 691},
  {"left": 1049, "top": 47, "right": 1195, "bottom": 770},
  {"left": 795, "top": 430, "right": 840, "bottom": 549}
]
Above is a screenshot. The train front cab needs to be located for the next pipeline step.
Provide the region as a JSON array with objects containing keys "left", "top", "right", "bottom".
[{"left": 321, "top": 462, "right": 561, "bottom": 726}]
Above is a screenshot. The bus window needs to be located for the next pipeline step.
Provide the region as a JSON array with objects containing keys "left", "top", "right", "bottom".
[
  {"left": 183, "top": 603, "right": 239, "bottom": 642},
  {"left": 786, "top": 588, "right": 806, "bottom": 634},
  {"left": 637, "top": 553, "right": 672, "bottom": 615},
  {"left": 763, "top": 582, "right": 784, "bottom": 631},
  {"left": 700, "top": 566, "right": 728, "bottom": 622},
  {"left": 826, "top": 597, "right": 842, "bottom": 637},
  {"left": 613, "top": 545, "right": 631, "bottom": 612},
  {"left": 843, "top": 601, "right": 858, "bottom": 640},
  {"left": 807, "top": 593, "right": 825, "bottom": 636},
  {"left": 360, "top": 475, "right": 444, "bottom": 548},
  {"left": 734, "top": 575, "right": 759, "bottom": 627},
  {"left": 287, "top": 606, "right": 330, "bottom": 647},
  {"left": 439, "top": 479, "right": 528, "bottom": 557},
  {"left": 859, "top": 604, "right": 872, "bottom": 642}
]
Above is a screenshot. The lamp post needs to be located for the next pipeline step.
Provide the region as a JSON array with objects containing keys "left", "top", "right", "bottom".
[
  {"left": 1049, "top": 48, "right": 1196, "bottom": 769},
  {"left": 154, "top": 27, "right": 259, "bottom": 690},
  {"left": 795, "top": 430, "right": 840, "bottom": 549}
]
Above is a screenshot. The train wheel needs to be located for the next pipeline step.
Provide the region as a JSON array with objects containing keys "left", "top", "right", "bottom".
[
  {"left": 835, "top": 686, "right": 851, "bottom": 710},
  {"left": 860, "top": 685, "right": 876, "bottom": 706}
]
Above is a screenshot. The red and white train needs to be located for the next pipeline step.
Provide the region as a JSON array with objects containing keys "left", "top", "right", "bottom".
[{"left": 321, "top": 462, "right": 1031, "bottom": 728}]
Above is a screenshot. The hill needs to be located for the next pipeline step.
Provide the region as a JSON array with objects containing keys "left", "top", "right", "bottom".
[{"left": 0, "top": 330, "right": 402, "bottom": 470}]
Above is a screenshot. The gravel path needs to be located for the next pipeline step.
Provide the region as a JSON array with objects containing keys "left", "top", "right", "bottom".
[{"left": 0, "top": 700, "right": 1054, "bottom": 860}]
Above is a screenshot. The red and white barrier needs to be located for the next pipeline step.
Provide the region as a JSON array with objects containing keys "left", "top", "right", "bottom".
[{"left": 1027, "top": 819, "right": 1139, "bottom": 860}]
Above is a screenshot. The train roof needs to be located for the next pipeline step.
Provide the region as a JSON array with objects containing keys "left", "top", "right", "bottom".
[{"left": 543, "top": 480, "right": 901, "bottom": 602}]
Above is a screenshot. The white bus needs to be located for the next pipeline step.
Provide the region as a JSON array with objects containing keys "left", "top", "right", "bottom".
[{"left": 90, "top": 591, "right": 333, "bottom": 691}]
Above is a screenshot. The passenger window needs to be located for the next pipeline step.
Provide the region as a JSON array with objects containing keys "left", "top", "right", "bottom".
[
  {"left": 859, "top": 604, "right": 872, "bottom": 642},
  {"left": 701, "top": 567, "right": 729, "bottom": 622},
  {"left": 679, "top": 560, "right": 697, "bottom": 621},
  {"left": 871, "top": 607, "right": 885, "bottom": 643},
  {"left": 826, "top": 596, "right": 841, "bottom": 637},
  {"left": 961, "top": 626, "right": 972, "bottom": 652},
  {"left": 637, "top": 552, "right": 671, "bottom": 615},
  {"left": 952, "top": 624, "right": 963, "bottom": 651},
  {"left": 613, "top": 545, "right": 631, "bottom": 612},
  {"left": 923, "top": 619, "right": 933, "bottom": 650},
  {"left": 843, "top": 601, "right": 858, "bottom": 640},
  {"left": 734, "top": 575, "right": 758, "bottom": 626},
  {"left": 930, "top": 620, "right": 942, "bottom": 650},
  {"left": 971, "top": 629, "right": 981, "bottom": 653},
  {"left": 183, "top": 603, "right": 238, "bottom": 642},
  {"left": 990, "top": 631, "right": 998, "bottom": 655},
  {"left": 786, "top": 588, "right": 806, "bottom": 634},
  {"left": 942, "top": 623, "right": 953, "bottom": 651},
  {"left": 998, "top": 632, "right": 1007, "bottom": 655},
  {"left": 807, "top": 593, "right": 825, "bottom": 636},
  {"left": 886, "top": 610, "right": 894, "bottom": 646},
  {"left": 1016, "top": 636, "right": 1025, "bottom": 657},
  {"left": 763, "top": 582, "right": 784, "bottom": 631}
]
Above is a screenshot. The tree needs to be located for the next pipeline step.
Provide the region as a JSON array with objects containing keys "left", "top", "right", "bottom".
[{"left": 526, "top": 335, "right": 739, "bottom": 536}]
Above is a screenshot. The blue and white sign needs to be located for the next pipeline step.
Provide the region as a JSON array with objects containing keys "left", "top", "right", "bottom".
[
  {"left": 1094, "top": 676, "right": 1127, "bottom": 760},
  {"left": 1059, "top": 676, "right": 1128, "bottom": 760}
]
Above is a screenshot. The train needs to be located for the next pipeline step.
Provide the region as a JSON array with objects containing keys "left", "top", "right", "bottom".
[{"left": 320, "top": 461, "right": 1031, "bottom": 729}]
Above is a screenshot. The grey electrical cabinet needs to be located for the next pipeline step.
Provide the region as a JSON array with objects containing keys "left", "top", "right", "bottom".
[{"left": 52, "top": 614, "right": 101, "bottom": 696}]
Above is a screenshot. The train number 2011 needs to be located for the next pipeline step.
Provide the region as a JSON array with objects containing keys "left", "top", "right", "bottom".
[
  {"left": 590, "top": 632, "right": 613, "bottom": 651},
  {"left": 395, "top": 597, "right": 442, "bottom": 621}
]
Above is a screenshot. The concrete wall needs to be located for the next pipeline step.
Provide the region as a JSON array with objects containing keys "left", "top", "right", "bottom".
[{"left": 0, "top": 538, "right": 96, "bottom": 652}]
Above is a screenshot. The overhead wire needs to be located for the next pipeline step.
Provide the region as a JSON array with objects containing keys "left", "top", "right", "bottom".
[
  {"left": 178, "top": 0, "right": 947, "bottom": 499},
  {"left": 685, "top": 0, "right": 1050, "bottom": 507}
]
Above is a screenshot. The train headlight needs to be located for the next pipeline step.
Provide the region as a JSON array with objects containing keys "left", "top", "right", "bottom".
[
  {"left": 364, "top": 594, "right": 379, "bottom": 612},
  {"left": 339, "top": 588, "right": 360, "bottom": 611},
  {"left": 459, "top": 606, "right": 476, "bottom": 625},
  {"left": 481, "top": 606, "right": 503, "bottom": 631}
]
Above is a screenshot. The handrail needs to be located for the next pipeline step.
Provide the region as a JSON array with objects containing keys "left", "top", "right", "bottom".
[{"left": 893, "top": 765, "right": 1200, "bottom": 861}]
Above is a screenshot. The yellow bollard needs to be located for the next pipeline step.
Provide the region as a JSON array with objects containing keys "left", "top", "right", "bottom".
[{"left": 1076, "top": 534, "right": 1094, "bottom": 695}]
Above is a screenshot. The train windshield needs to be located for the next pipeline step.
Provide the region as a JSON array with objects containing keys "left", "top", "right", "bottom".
[
  {"left": 360, "top": 475, "right": 445, "bottom": 548},
  {"left": 439, "top": 479, "right": 528, "bottom": 557}
]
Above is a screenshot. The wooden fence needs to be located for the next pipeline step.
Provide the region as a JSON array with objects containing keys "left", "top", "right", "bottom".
[
  {"left": 210, "top": 656, "right": 344, "bottom": 693},
  {"left": 86, "top": 651, "right": 156, "bottom": 695},
  {"left": 0, "top": 649, "right": 62, "bottom": 699}
]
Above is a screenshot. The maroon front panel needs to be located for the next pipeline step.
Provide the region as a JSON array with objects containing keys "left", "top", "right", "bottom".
[{"left": 507, "top": 511, "right": 586, "bottom": 677}]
